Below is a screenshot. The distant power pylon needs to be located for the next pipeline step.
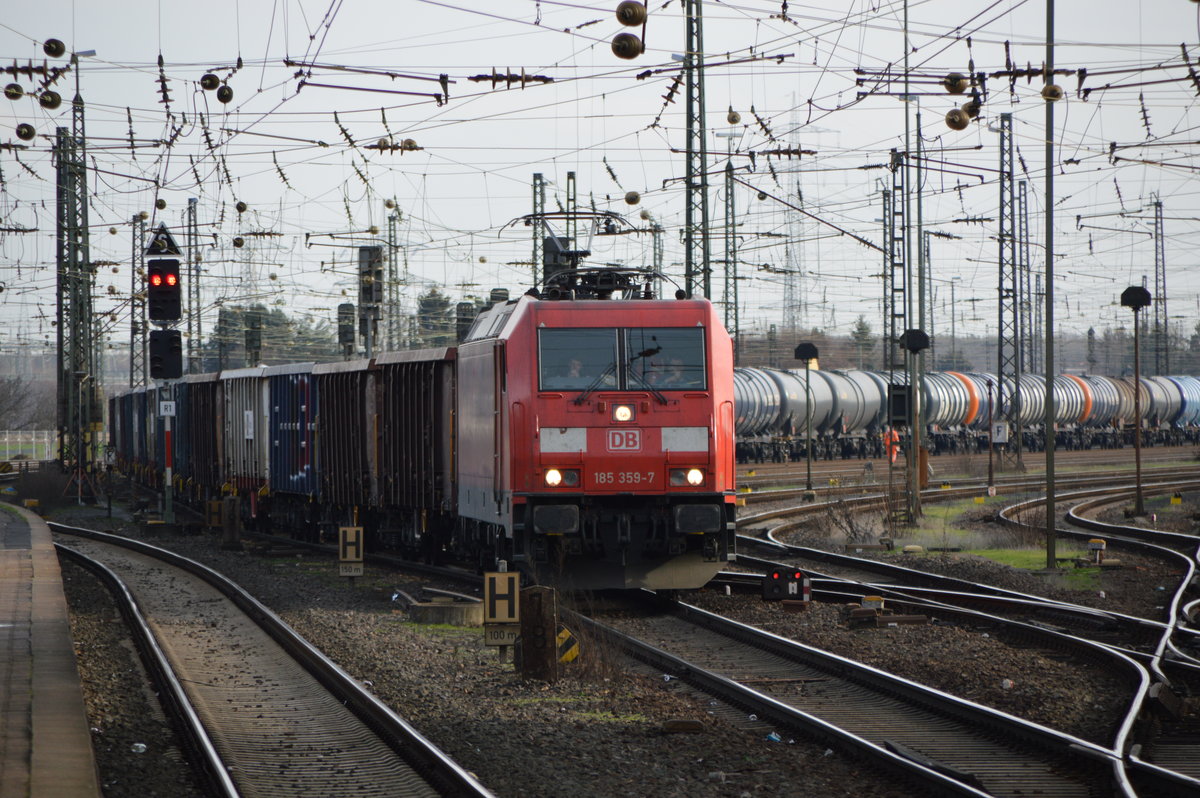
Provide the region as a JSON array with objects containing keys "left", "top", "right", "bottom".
[
  {"left": 55, "top": 75, "right": 99, "bottom": 473},
  {"left": 1151, "top": 195, "right": 1168, "bottom": 375}
]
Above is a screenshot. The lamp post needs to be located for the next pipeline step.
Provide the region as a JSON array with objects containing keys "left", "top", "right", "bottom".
[
  {"left": 1121, "top": 285, "right": 1152, "bottom": 516},
  {"left": 795, "top": 342, "right": 819, "bottom": 500}
]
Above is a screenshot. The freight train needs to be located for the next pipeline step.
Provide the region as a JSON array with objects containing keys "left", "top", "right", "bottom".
[
  {"left": 734, "top": 367, "right": 1200, "bottom": 462},
  {"left": 109, "top": 268, "right": 739, "bottom": 591}
]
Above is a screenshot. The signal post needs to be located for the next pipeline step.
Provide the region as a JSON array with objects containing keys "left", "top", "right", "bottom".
[{"left": 146, "top": 224, "right": 184, "bottom": 523}]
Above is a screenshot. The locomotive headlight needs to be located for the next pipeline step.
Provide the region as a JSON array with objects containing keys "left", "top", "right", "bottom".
[
  {"left": 544, "top": 468, "right": 580, "bottom": 487},
  {"left": 612, "top": 404, "right": 635, "bottom": 422},
  {"left": 669, "top": 468, "right": 706, "bottom": 487}
]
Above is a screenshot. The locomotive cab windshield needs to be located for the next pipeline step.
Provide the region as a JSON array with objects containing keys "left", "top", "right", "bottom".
[{"left": 539, "top": 327, "right": 707, "bottom": 393}]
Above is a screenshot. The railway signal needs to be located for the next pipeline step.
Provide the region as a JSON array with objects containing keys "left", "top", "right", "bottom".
[
  {"left": 147, "top": 258, "right": 182, "bottom": 321},
  {"left": 149, "top": 329, "right": 182, "bottom": 379},
  {"left": 762, "top": 568, "right": 810, "bottom": 602}
]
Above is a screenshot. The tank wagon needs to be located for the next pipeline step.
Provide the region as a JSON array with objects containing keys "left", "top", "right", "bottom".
[
  {"left": 110, "top": 269, "right": 738, "bottom": 591},
  {"left": 733, "top": 368, "right": 1200, "bottom": 462}
]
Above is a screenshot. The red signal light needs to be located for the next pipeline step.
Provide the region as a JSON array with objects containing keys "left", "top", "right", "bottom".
[
  {"left": 794, "top": 572, "right": 802, "bottom": 579},
  {"left": 166, "top": 273, "right": 178, "bottom": 286},
  {"left": 150, "top": 274, "right": 163, "bottom": 287},
  {"left": 771, "top": 572, "right": 780, "bottom": 579}
]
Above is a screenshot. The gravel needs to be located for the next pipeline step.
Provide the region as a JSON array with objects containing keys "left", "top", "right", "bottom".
[
  {"left": 61, "top": 558, "right": 207, "bottom": 798},
  {"left": 48, "top": 494, "right": 1187, "bottom": 797},
  {"left": 54, "top": 506, "right": 917, "bottom": 798}
]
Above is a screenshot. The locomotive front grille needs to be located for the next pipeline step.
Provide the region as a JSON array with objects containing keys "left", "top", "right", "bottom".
[
  {"left": 673, "top": 503, "right": 722, "bottom": 534},
  {"left": 532, "top": 504, "right": 580, "bottom": 534}
]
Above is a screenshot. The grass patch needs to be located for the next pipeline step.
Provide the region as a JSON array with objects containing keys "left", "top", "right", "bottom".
[
  {"left": 962, "top": 547, "right": 1084, "bottom": 569},
  {"left": 1062, "top": 568, "right": 1100, "bottom": 590},
  {"left": 512, "top": 695, "right": 603, "bottom": 706},
  {"left": 404, "top": 622, "right": 477, "bottom": 634},
  {"left": 576, "top": 710, "right": 650, "bottom": 723}
]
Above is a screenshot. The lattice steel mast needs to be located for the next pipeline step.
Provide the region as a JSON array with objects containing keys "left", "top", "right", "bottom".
[
  {"left": 722, "top": 159, "right": 739, "bottom": 352},
  {"left": 129, "top": 213, "right": 147, "bottom": 387},
  {"left": 531, "top": 173, "right": 546, "bottom": 286},
  {"left": 997, "top": 112, "right": 1021, "bottom": 461},
  {"left": 1151, "top": 195, "right": 1168, "bottom": 375},
  {"left": 1018, "top": 180, "right": 1034, "bottom": 376},
  {"left": 55, "top": 62, "right": 97, "bottom": 471},
  {"left": 683, "top": 0, "right": 710, "bottom": 298},
  {"left": 883, "top": 150, "right": 907, "bottom": 372},
  {"left": 386, "top": 203, "right": 403, "bottom": 350},
  {"left": 186, "top": 198, "right": 201, "bottom": 371}
]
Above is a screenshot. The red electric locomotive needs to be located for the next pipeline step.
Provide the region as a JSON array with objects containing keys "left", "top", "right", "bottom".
[{"left": 455, "top": 268, "right": 738, "bottom": 590}]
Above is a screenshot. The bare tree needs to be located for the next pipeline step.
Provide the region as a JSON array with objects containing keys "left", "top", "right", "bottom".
[{"left": 0, "top": 377, "right": 54, "bottom": 430}]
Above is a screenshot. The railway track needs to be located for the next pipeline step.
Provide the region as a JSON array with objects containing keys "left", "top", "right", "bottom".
[
  {"left": 737, "top": 465, "right": 1200, "bottom": 510},
  {"left": 52, "top": 523, "right": 492, "bottom": 798},
  {"left": 1011, "top": 492, "right": 1200, "bottom": 789},
  {"left": 735, "top": 446, "right": 1196, "bottom": 489},
  {"left": 576, "top": 592, "right": 1131, "bottom": 798},
  {"left": 67, "top": 459, "right": 1198, "bottom": 796},
  {"left": 725, "top": 475, "right": 1200, "bottom": 796}
]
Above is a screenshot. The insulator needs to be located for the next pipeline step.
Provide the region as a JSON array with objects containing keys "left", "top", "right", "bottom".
[
  {"left": 200, "top": 73, "right": 220, "bottom": 91},
  {"left": 15, "top": 123, "right": 35, "bottom": 141},
  {"left": 233, "top": 236, "right": 245, "bottom": 248},
  {"left": 269, "top": 272, "right": 278, "bottom": 281},
  {"left": 1041, "top": 84, "right": 1064, "bottom": 102},
  {"left": 945, "top": 108, "right": 969, "bottom": 131},
  {"left": 943, "top": 72, "right": 968, "bottom": 95},
  {"left": 611, "top": 32, "right": 644, "bottom": 60},
  {"left": 479, "top": 256, "right": 487, "bottom": 263},
  {"left": 216, "top": 85, "right": 233, "bottom": 104},
  {"left": 961, "top": 98, "right": 981, "bottom": 119},
  {"left": 757, "top": 191, "right": 767, "bottom": 201},
  {"left": 235, "top": 201, "right": 248, "bottom": 213},
  {"left": 384, "top": 198, "right": 396, "bottom": 209},
  {"left": 368, "top": 225, "right": 379, "bottom": 234},
  {"left": 376, "top": 137, "right": 390, "bottom": 150},
  {"left": 615, "top": 1, "right": 647, "bottom": 26},
  {"left": 156, "top": 198, "right": 167, "bottom": 210},
  {"left": 727, "top": 106, "right": 741, "bottom": 125},
  {"left": 43, "top": 39, "right": 66, "bottom": 58},
  {"left": 38, "top": 91, "right": 62, "bottom": 110},
  {"left": 402, "top": 138, "right": 417, "bottom": 150},
  {"left": 139, "top": 210, "right": 149, "bottom": 220},
  {"left": 639, "top": 209, "right": 651, "bottom": 220},
  {"left": 624, "top": 190, "right": 640, "bottom": 205},
  {"left": 4, "top": 83, "right": 24, "bottom": 101}
]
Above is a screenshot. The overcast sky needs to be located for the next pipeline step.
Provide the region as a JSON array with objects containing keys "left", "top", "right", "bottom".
[{"left": 2, "top": 0, "right": 1199, "bottom": 364}]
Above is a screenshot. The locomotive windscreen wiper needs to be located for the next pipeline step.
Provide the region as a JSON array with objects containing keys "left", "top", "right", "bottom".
[
  {"left": 626, "top": 344, "right": 668, "bottom": 404},
  {"left": 627, "top": 369, "right": 668, "bottom": 405},
  {"left": 573, "top": 361, "right": 618, "bottom": 405}
]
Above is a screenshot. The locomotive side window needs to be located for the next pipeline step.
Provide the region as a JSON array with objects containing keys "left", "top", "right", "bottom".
[
  {"left": 628, "top": 328, "right": 706, "bottom": 390},
  {"left": 539, "top": 329, "right": 619, "bottom": 390}
]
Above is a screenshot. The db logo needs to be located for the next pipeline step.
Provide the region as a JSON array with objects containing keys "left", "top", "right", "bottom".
[{"left": 607, "top": 429, "right": 641, "bottom": 451}]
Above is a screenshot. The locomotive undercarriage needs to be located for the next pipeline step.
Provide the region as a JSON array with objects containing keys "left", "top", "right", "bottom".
[{"left": 509, "top": 495, "right": 736, "bottom": 591}]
